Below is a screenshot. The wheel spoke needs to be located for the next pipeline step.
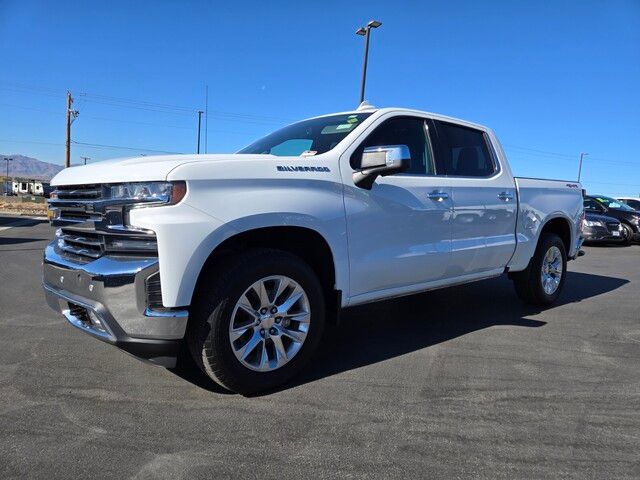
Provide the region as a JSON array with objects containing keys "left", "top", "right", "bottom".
[
  {"left": 256, "top": 281, "right": 271, "bottom": 308},
  {"left": 286, "top": 312, "right": 310, "bottom": 323},
  {"left": 272, "top": 277, "right": 290, "bottom": 304},
  {"left": 278, "top": 289, "right": 303, "bottom": 314},
  {"left": 237, "top": 331, "right": 262, "bottom": 360},
  {"left": 237, "top": 295, "right": 256, "bottom": 316},
  {"left": 281, "top": 327, "right": 306, "bottom": 344},
  {"left": 258, "top": 341, "right": 269, "bottom": 370},
  {"left": 271, "top": 335, "right": 288, "bottom": 368},
  {"left": 230, "top": 325, "right": 253, "bottom": 341}
]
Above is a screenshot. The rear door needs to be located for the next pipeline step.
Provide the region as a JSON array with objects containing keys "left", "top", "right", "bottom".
[{"left": 431, "top": 120, "right": 517, "bottom": 275}]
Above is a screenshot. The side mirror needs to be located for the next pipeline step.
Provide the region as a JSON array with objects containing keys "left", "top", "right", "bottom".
[{"left": 353, "top": 145, "right": 410, "bottom": 190}]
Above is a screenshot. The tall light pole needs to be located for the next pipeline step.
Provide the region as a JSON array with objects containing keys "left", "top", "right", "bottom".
[
  {"left": 196, "top": 110, "right": 204, "bottom": 154},
  {"left": 356, "top": 20, "right": 382, "bottom": 105},
  {"left": 578, "top": 152, "right": 588, "bottom": 182},
  {"left": 3, "top": 157, "right": 11, "bottom": 195},
  {"left": 80, "top": 156, "right": 91, "bottom": 165}
]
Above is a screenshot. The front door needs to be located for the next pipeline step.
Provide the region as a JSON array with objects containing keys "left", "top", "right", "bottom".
[{"left": 342, "top": 115, "right": 453, "bottom": 301}]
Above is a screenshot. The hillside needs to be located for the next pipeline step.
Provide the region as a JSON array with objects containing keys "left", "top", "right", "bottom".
[{"left": 1, "top": 154, "right": 64, "bottom": 181}]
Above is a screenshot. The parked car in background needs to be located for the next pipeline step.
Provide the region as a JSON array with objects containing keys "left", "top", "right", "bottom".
[
  {"left": 582, "top": 212, "right": 625, "bottom": 245},
  {"left": 584, "top": 195, "right": 640, "bottom": 245},
  {"left": 617, "top": 197, "right": 640, "bottom": 211}
]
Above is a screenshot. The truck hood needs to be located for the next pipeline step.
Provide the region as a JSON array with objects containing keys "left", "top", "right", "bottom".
[{"left": 51, "top": 154, "right": 275, "bottom": 186}]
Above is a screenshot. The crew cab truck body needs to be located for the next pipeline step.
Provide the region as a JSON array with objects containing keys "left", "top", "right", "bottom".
[{"left": 44, "top": 107, "right": 584, "bottom": 394}]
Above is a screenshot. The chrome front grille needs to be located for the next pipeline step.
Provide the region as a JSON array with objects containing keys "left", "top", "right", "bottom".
[
  {"left": 606, "top": 222, "right": 620, "bottom": 232},
  {"left": 50, "top": 183, "right": 159, "bottom": 261},
  {"left": 56, "top": 228, "right": 158, "bottom": 260},
  {"left": 58, "top": 231, "right": 104, "bottom": 258},
  {"left": 56, "top": 184, "right": 103, "bottom": 200}
]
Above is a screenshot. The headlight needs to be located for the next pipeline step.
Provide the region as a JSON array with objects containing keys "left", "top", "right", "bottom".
[
  {"left": 109, "top": 181, "right": 186, "bottom": 205},
  {"left": 584, "top": 220, "right": 603, "bottom": 227}
]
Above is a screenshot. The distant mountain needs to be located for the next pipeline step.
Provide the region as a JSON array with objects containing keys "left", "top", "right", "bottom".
[{"left": 0, "top": 154, "right": 64, "bottom": 181}]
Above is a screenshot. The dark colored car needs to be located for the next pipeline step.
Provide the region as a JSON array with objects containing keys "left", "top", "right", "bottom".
[
  {"left": 617, "top": 197, "right": 640, "bottom": 211},
  {"left": 584, "top": 195, "right": 640, "bottom": 244},
  {"left": 582, "top": 212, "right": 625, "bottom": 244}
]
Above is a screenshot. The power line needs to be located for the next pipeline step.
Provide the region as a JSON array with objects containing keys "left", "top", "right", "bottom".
[
  {"left": 1, "top": 81, "right": 292, "bottom": 124},
  {"left": 0, "top": 139, "right": 65, "bottom": 147},
  {"left": 504, "top": 146, "right": 639, "bottom": 167},
  {"left": 72, "top": 140, "right": 182, "bottom": 154},
  {"left": 503, "top": 144, "right": 576, "bottom": 159}
]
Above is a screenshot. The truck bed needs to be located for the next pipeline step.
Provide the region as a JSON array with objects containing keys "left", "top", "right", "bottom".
[{"left": 507, "top": 177, "right": 584, "bottom": 271}]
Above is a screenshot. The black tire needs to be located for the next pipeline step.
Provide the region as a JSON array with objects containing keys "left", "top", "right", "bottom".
[
  {"left": 512, "top": 233, "right": 567, "bottom": 306},
  {"left": 621, "top": 223, "right": 634, "bottom": 246},
  {"left": 187, "top": 248, "right": 325, "bottom": 395}
]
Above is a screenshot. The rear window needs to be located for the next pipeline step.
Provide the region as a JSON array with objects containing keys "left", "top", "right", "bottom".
[{"left": 432, "top": 121, "right": 497, "bottom": 177}]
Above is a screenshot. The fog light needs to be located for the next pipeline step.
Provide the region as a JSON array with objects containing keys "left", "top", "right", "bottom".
[{"left": 87, "top": 310, "right": 106, "bottom": 332}]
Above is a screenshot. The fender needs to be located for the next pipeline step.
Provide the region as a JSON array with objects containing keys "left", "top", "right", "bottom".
[{"left": 162, "top": 211, "right": 348, "bottom": 308}]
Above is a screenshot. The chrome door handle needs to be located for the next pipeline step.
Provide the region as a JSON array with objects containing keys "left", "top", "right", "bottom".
[
  {"left": 427, "top": 191, "right": 449, "bottom": 201},
  {"left": 498, "top": 192, "right": 514, "bottom": 201}
]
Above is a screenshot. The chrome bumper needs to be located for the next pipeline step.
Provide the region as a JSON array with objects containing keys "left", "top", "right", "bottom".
[{"left": 43, "top": 241, "right": 188, "bottom": 367}]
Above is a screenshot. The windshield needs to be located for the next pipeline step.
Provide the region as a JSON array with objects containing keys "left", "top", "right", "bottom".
[
  {"left": 593, "top": 195, "right": 636, "bottom": 212},
  {"left": 238, "top": 113, "right": 372, "bottom": 156}
]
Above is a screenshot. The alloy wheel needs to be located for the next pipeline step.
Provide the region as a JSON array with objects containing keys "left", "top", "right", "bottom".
[
  {"left": 228, "top": 275, "right": 311, "bottom": 372},
  {"left": 540, "top": 246, "right": 563, "bottom": 295}
]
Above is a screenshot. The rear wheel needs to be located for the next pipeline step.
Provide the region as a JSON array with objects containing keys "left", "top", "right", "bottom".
[
  {"left": 512, "top": 233, "right": 567, "bottom": 305},
  {"left": 187, "top": 249, "right": 325, "bottom": 395}
]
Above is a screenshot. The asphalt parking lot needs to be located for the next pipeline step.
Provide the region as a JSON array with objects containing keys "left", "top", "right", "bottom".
[{"left": 1, "top": 217, "right": 639, "bottom": 479}]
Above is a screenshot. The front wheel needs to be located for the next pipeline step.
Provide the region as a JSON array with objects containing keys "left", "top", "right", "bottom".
[
  {"left": 187, "top": 249, "right": 325, "bottom": 395},
  {"left": 512, "top": 233, "right": 567, "bottom": 305},
  {"left": 621, "top": 224, "right": 634, "bottom": 246}
]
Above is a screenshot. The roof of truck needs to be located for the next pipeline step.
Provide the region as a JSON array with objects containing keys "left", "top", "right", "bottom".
[{"left": 305, "top": 106, "right": 492, "bottom": 133}]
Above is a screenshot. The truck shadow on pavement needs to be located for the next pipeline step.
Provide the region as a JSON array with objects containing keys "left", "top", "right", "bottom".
[
  {"left": 171, "top": 271, "right": 629, "bottom": 395},
  {"left": 0, "top": 216, "right": 47, "bottom": 228},
  {"left": 0, "top": 237, "right": 48, "bottom": 245},
  {"left": 271, "top": 271, "right": 629, "bottom": 395}
]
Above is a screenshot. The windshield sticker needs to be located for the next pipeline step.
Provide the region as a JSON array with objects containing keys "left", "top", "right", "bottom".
[{"left": 321, "top": 123, "right": 356, "bottom": 134}]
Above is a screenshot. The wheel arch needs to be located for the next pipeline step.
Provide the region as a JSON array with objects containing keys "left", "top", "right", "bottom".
[
  {"left": 189, "top": 225, "right": 343, "bottom": 323},
  {"left": 539, "top": 216, "right": 572, "bottom": 254}
]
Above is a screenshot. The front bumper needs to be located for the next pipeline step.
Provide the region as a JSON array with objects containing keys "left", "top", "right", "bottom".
[
  {"left": 582, "top": 225, "right": 624, "bottom": 243},
  {"left": 43, "top": 242, "right": 188, "bottom": 367}
]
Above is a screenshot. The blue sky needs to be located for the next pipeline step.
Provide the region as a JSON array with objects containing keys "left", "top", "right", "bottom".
[{"left": 0, "top": 0, "right": 638, "bottom": 196}]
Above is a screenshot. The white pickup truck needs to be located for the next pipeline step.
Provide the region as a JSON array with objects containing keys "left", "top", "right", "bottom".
[{"left": 44, "top": 107, "right": 584, "bottom": 394}]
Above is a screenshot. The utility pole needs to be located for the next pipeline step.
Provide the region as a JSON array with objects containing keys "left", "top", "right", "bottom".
[
  {"left": 196, "top": 110, "right": 204, "bottom": 154},
  {"left": 80, "top": 156, "right": 91, "bottom": 165},
  {"left": 204, "top": 85, "right": 209, "bottom": 153},
  {"left": 577, "top": 152, "right": 588, "bottom": 182},
  {"left": 3, "top": 157, "right": 11, "bottom": 195},
  {"left": 65, "top": 91, "right": 79, "bottom": 168},
  {"left": 355, "top": 20, "right": 382, "bottom": 105}
]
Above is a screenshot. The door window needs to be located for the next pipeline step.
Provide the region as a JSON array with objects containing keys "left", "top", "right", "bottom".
[
  {"left": 433, "top": 121, "right": 497, "bottom": 177},
  {"left": 584, "top": 198, "right": 604, "bottom": 212},
  {"left": 352, "top": 116, "right": 435, "bottom": 175}
]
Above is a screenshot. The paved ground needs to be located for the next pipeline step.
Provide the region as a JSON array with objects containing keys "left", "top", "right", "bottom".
[{"left": 1, "top": 217, "right": 639, "bottom": 479}]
